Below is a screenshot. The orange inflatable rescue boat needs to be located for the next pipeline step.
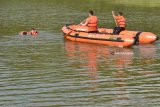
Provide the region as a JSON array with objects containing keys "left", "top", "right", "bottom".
[{"left": 62, "top": 25, "right": 135, "bottom": 47}]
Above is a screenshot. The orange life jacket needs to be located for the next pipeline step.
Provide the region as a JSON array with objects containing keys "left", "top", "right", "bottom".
[
  {"left": 116, "top": 16, "right": 126, "bottom": 28},
  {"left": 87, "top": 16, "right": 98, "bottom": 32}
]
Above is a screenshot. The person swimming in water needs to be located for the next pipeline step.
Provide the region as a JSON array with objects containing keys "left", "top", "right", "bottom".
[
  {"left": 30, "top": 28, "right": 38, "bottom": 35},
  {"left": 19, "top": 28, "right": 38, "bottom": 36}
]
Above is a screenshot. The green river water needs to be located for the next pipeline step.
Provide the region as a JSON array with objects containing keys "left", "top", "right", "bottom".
[{"left": 0, "top": 0, "right": 160, "bottom": 107}]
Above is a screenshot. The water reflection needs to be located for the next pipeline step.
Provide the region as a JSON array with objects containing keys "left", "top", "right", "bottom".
[
  {"left": 65, "top": 40, "right": 134, "bottom": 71},
  {"left": 64, "top": 41, "right": 134, "bottom": 90},
  {"left": 64, "top": 41, "right": 160, "bottom": 106}
]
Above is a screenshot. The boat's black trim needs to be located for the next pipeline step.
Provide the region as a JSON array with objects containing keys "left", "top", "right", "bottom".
[
  {"left": 68, "top": 35, "right": 124, "bottom": 42},
  {"left": 134, "top": 32, "right": 142, "bottom": 44},
  {"left": 156, "top": 36, "right": 159, "bottom": 41}
]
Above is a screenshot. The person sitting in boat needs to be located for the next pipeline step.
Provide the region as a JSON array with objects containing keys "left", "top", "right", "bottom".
[
  {"left": 112, "top": 11, "right": 126, "bottom": 34},
  {"left": 19, "top": 28, "right": 38, "bottom": 36},
  {"left": 78, "top": 10, "right": 98, "bottom": 33}
]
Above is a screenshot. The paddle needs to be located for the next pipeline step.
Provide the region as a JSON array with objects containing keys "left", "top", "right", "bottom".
[
  {"left": 64, "top": 24, "right": 80, "bottom": 38},
  {"left": 64, "top": 17, "right": 89, "bottom": 38},
  {"left": 112, "top": 11, "right": 118, "bottom": 27}
]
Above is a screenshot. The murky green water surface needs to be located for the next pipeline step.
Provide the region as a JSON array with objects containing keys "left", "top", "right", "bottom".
[{"left": 0, "top": 0, "right": 160, "bottom": 107}]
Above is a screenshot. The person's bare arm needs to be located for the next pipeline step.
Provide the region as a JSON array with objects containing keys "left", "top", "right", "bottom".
[{"left": 80, "top": 18, "right": 89, "bottom": 26}]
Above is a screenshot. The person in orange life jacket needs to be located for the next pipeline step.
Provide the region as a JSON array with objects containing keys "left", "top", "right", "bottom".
[
  {"left": 112, "top": 12, "right": 126, "bottom": 34},
  {"left": 80, "top": 10, "right": 98, "bottom": 33}
]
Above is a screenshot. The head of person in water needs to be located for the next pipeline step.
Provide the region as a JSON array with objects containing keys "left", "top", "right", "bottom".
[{"left": 23, "top": 32, "right": 27, "bottom": 35}]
